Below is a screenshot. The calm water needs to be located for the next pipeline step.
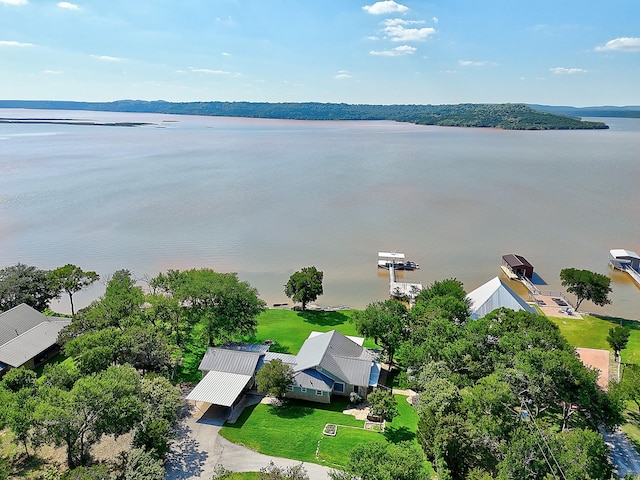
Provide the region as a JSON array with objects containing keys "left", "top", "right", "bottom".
[{"left": 1, "top": 109, "right": 639, "bottom": 319}]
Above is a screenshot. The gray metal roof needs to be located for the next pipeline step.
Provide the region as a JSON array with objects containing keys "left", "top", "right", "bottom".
[
  {"left": 263, "top": 352, "right": 297, "bottom": 366},
  {"left": 186, "top": 371, "right": 252, "bottom": 407},
  {"left": 293, "top": 369, "right": 334, "bottom": 391},
  {"left": 0, "top": 303, "right": 59, "bottom": 347},
  {"left": 0, "top": 318, "right": 71, "bottom": 367},
  {"left": 294, "top": 330, "right": 377, "bottom": 386},
  {"left": 198, "top": 347, "right": 263, "bottom": 376}
]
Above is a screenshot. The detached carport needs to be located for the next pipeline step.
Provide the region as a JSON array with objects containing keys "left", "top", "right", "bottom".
[{"left": 186, "top": 371, "right": 254, "bottom": 416}]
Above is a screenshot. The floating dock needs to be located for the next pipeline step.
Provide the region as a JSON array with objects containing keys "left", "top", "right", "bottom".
[
  {"left": 610, "top": 249, "right": 640, "bottom": 287},
  {"left": 378, "top": 252, "right": 422, "bottom": 303}
]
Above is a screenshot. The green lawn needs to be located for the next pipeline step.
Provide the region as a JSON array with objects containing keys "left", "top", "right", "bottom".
[
  {"left": 550, "top": 314, "right": 640, "bottom": 365},
  {"left": 220, "top": 398, "right": 369, "bottom": 465},
  {"left": 550, "top": 313, "right": 640, "bottom": 452},
  {"left": 220, "top": 394, "right": 422, "bottom": 469},
  {"left": 241, "top": 309, "right": 378, "bottom": 354}
]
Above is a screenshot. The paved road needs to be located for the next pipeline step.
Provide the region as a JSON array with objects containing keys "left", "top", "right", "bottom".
[
  {"left": 601, "top": 428, "right": 640, "bottom": 478},
  {"left": 165, "top": 399, "right": 333, "bottom": 480}
]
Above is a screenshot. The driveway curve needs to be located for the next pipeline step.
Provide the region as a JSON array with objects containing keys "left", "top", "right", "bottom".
[{"left": 165, "top": 401, "right": 333, "bottom": 480}]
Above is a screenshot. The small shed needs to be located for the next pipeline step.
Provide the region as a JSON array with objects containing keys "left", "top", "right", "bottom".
[{"left": 501, "top": 254, "right": 534, "bottom": 279}]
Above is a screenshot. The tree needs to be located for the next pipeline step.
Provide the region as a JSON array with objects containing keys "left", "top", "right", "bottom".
[
  {"left": 151, "top": 268, "right": 266, "bottom": 345},
  {"left": 133, "top": 375, "right": 181, "bottom": 458},
  {"left": 284, "top": 266, "right": 323, "bottom": 311},
  {"left": 0, "top": 263, "right": 59, "bottom": 312},
  {"left": 48, "top": 264, "right": 99, "bottom": 317},
  {"left": 35, "top": 365, "right": 144, "bottom": 468},
  {"left": 366, "top": 389, "right": 398, "bottom": 422},
  {"left": 124, "top": 448, "right": 165, "bottom": 480},
  {"left": 618, "top": 364, "right": 640, "bottom": 412},
  {"left": 351, "top": 299, "right": 408, "bottom": 364},
  {"left": 259, "top": 461, "right": 309, "bottom": 480},
  {"left": 608, "top": 325, "right": 631, "bottom": 381},
  {"left": 331, "top": 441, "right": 427, "bottom": 480},
  {"left": 559, "top": 268, "right": 612, "bottom": 310},
  {"left": 256, "top": 359, "right": 294, "bottom": 399},
  {"left": 607, "top": 325, "right": 631, "bottom": 362}
]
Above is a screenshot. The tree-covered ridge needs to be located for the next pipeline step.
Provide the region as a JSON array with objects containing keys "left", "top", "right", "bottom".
[{"left": 0, "top": 100, "right": 609, "bottom": 130}]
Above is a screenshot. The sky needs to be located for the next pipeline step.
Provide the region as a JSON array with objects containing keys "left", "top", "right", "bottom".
[{"left": 0, "top": 0, "right": 639, "bottom": 106}]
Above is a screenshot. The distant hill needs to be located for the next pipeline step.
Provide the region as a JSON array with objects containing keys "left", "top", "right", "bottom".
[
  {"left": 0, "top": 100, "right": 610, "bottom": 130},
  {"left": 529, "top": 104, "right": 640, "bottom": 119}
]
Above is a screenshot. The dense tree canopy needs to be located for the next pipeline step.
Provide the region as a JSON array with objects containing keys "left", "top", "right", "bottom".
[
  {"left": 351, "top": 299, "right": 408, "bottom": 364},
  {"left": 152, "top": 268, "right": 266, "bottom": 345},
  {"left": 395, "top": 301, "right": 620, "bottom": 480},
  {"left": 284, "top": 266, "right": 323, "bottom": 311},
  {"left": 0, "top": 263, "right": 59, "bottom": 312},
  {"left": 559, "top": 268, "right": 612, "bottom": 309}
]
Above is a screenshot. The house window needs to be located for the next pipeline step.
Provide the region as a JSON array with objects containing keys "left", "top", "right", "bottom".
[
  {"left": 334, "top": 382, "right": 345, "bottom": 393},
  {"left": 288, "top": 385, "right": 294, "bottom": 391},
  {"left": 300, "top": 387, "right": 307, "bottom": 393},
  {"left": 316, "top": 390, "right": 323, "bottom": 396}
]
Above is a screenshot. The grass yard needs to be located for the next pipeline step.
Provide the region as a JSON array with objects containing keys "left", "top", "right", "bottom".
[
  {"left": 242, "top": 309, "right": 378, "bottom": 354},
  {"left": 220, "top": 398, "right": 367, "bottom": 465},
  {"left": 550, "top": 313, "right": 640, "bottom": 451},
  {"left": 220, "top": 394, "right": 421, "bottom": 468},
  {"left": 550, "top": 314, "right": 640, "bottom": 365}
]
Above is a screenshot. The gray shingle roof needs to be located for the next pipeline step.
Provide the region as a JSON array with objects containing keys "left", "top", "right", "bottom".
[
  {"left": 294, "top": 330, "right": 377, "bottom": 386},
  {"left": 198, "top": 347, "right": 263, "bottom": 376},
  {"left": 0, "top": 303, "right": 70, "bottom": 368},
  {"left": 0, "top": 319, "right": 71, "bottom": 367},
  {"left": 294, "top": 369, "right": 334, "bottom": 391},
  {"left": 0, "top": 303, "right": 53, "bottom": 346}
]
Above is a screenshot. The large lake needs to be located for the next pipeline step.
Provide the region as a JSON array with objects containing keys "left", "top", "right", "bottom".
[{"left": 1, "top": 109, "right": 639, "bottom": 319}]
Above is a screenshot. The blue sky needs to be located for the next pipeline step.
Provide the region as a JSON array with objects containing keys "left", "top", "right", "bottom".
[{"left": 1, "top": 0, "right": 638, "bottom": 106}]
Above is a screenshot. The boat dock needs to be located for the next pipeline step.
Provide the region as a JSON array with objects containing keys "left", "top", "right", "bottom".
[
  {"left": 378, "top": 252, "right": 423, "bottom": 303},
  {"left": 610, "top": 249, "right": 640, "bottom": 287}
]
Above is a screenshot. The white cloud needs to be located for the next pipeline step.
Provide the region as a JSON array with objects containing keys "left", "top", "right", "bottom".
[
  {"left": 0, "top": 0, "right": 28, "bottom": 5},
  {"left": 383, "top": 23, "right": 435, "bottom": 42},
  {"left": 334, "top": 70, "right": 352, "bottom": 80},
  {"left": 370, "top": 45, "right": 416, "bottom": 56},
  {"left": 458, "top": 60, "right": 495, "bottom": 66},
  {"left": 363, "top": 0, "right": 408, "bottom": 15},
  {"left": 189, "top": 67, "right": 232, "bottom": 74},
  {"left": 550, "top": 67, "right": 587, "bottom": 74},
  {"left": 90, "top": 54, "right": 123, "bottom": 62},
  {"left": 432, "top": 16, "right": 439, "bottom": 24},
  {"left": 57, "top": 2, "right": 79, "bottom": 10},
  {"left": 43, "top": 69, "right": 62, "bottom": 74},
  {"left": 0, "top": 40, "right": 35, "bottom": 47},
  {"left": 595, "top": 37, "right": 640, "bottom": 52},
  {"left": 222, "top": 52, "right": 231, "bottom": 56}
]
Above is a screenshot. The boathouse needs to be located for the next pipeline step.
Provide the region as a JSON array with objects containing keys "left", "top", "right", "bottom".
[
  {"left": 501, "top": 254, "right": 534, "bottom": 280},
  {"left": 610, "top": 249, "right": 640, "bottom": 271}
]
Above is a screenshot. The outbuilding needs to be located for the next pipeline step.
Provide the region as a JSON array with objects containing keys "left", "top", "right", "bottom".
[{"left": 501, "top": 254, "right": 534, "bottom": 279}]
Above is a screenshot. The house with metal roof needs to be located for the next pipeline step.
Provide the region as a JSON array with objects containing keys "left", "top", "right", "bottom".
[
  {"left": 0, "top": 303, "right": 71, "bottom": 376},
  {"left": 186, "top": 330, "right": 381, "bottom": 410}
]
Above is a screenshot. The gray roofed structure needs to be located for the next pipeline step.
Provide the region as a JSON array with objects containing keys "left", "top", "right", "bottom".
[
  {"left": 294, "top": 330, "right": 377, "bottom": 387},
  {"left": 0, "top": 303, "right": 64, "bottom": 346},
  {"left": 294, "top": 369, "right": 334, "bottom": 391},
  {"left": 0, "top": 303, "right": 70, "bottom": 369},
  {"left": 262, "top": 351, "right": 297, "bottom": 366},
  {"left": 0, "top": 319, "right": 71, "bottom": 368},
  {"left": 185, "top": 371, "right": 253, "bottom": 407},
  {"left": 198, "top": 347, "right": 263, "bottom": 376}
]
